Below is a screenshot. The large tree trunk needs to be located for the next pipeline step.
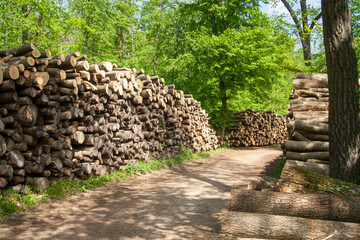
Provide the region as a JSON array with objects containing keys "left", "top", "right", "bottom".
[
  {"left": 322, "top": 0, "right": 360, "bottom": 182},
  {"left": 221, "top": 211, "right": 360, "bottom": 240},
  {"left": 229, "top": 189, "right": 360, "bottom": 223}
]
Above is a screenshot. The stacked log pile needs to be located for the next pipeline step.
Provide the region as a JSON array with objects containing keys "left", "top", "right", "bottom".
[
  {"left": 0, "top": 43, "right": 219, "bottom": 190},
  {"left": 284, "top": 73, "right": 330, "bottom": 164},
  {"left": 224, "top": 109, "right": 287, "bottom": 147}
]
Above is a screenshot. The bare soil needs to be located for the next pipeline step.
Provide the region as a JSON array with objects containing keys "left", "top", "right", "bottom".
[{"left": 0, "top": 146, "right": 282, "bottom": 240}]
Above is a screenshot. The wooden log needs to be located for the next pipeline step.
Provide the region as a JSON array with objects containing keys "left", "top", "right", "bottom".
[
  {"left": 13, "top": 104, "right": 38, "bottom": 127},
  {"left": 290, "top": 101, "right": 328, "bottom": 112},
  {"left": 229, "top": 189, "right": 360, "bottom": 222},
  {"left": 0, "top": 165, "right": 13, "bottom": 178},
  {"left": 98, "top": 62, "right": 113, "bottom": 72},
  {"left": 18, "top": 87, "right": 37, "bottom": 98},
  {"left": 284, "top": 140, "right": 329, "bottom": 152},
  {"left": 286, "top": 151, "right": 329, "bottom": 161},
  {"left": 0, "top": 80, "right": 16, "bottom": 92},
  {"left": 0, "top": 64, "right": 19, "bottom": 80},
  {"left": 7, "top": 150, "right": 25, "bottom": 168},
  {"left": 221, "top": 211, "right": 360, "bottom": 240},
  {"left": 290, "top": 130, "right": 310, "bottom": 141},
  {"left": 0, "top": 177, "right": 7, "bottom": 188},
  {"left": 0, "top": 54, "right": 13, "bottom": 63},
  {"left": 300, "top": 131, "right": 329, "bottom": 141},
  {"left": 293, "top": 120, "right": 328, "bottom": 135},
  {"left": 75, "top": 61, "right": 89, "bottom": 71},
  {"left": 40, "top": 50, "right": 51, "bottom": 58},
  {"left": 291, "top": 111, "right": 329, "bottom": 121},
  {"left": 0, "top": 43, "right": 36, "bottom": 57},
  {"left": 89, "top": 64, "right": 100, "bottom": 73},
  {"left": 59, "top": 55, "right": 76, "bottom": 69},
  {"left": 71, "top": 131, "right": 85, "bottom": 145},
  {"left": 9, "top": 56, "right": 35, "bottom": 68},
  {"left": 47, "top": 68, "right": 66, "bottom": 80},
  {"left": 278, "top": 161, "right": 360, "bottom": 196},
  {"left": 0, "top": 91, "right": 18, "bottom": 104},
  {"left": 287, "top": 160, "right": 329, "bottom": 175},
  {"left": 293, "top": 73, "right": 328, "bottom": 89}
]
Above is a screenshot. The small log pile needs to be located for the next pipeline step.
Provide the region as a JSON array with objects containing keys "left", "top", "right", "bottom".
[
  {"left": 284, "top": 73, "right": 330, "bottom": 164},
  {"left": 0, "top": 43, "right": 219, "bottom": 190},
  {"left": 224, "top": 109, "right": 287, "bottom": 147},
  {"left": 221, "top": 162, "right": 360, "bottom": 239}
]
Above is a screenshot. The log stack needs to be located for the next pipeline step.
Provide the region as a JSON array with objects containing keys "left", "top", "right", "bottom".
[
  {"left": 284, "top": 73, "right": 330, "bottom": 164},
  {"left": 0, "top": 43, "right": 219, "bottom": 190},
  {"left": 224, "top": 109, "right": 287, "bottom": 147}
]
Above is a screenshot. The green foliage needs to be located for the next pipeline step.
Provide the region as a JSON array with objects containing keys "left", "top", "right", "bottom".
[{"left": 0, "top": 148, "right": 215, "bottom": 218}]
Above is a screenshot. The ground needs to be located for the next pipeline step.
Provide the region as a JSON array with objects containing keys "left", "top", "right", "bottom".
[{"left": 0, "top": 146, "right": 282, "bottom": 240}]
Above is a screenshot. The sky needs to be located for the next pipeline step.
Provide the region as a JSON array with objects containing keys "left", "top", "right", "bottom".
[
  {"left": 259, "top": 0, "right": 323, "bottom": 52},
  {"left": 260, "top": 0, "right": 321, "bottom": 17}
]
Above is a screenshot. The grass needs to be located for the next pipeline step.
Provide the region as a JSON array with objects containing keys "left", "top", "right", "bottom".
[{"left": 0, "top": 147, "right": 216, "bottom": 219}]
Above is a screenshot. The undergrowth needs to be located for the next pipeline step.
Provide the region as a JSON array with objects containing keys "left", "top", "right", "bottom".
[{"left": 0, "top": 147, "right": 216, "bottom": 219}]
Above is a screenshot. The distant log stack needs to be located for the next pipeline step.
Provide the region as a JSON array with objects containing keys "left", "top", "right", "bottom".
[
  {"left": 0, "top": 43, "right": 219, "bottom": 190},
  {"left": 284, "top": 73, "right": 330, "bottom": 165},
  {"left": 224, "top": 109, "right": 287, "bottom": 147}
]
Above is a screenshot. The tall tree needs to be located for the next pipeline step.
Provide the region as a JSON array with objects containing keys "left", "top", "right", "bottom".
[
  {"left": 277, "top": 0, "right": 322, "bottom": 65},
  {"left": 322, "top": 0, "right": 360, "bottom": 182}
]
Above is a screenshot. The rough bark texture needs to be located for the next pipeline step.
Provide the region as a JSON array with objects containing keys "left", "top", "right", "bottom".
[
  {"left": 277, "top": 161, "right": 360, "bottom": 196},
  {"left": 229, "top": 189, "right": 360, "bottom": 223},
  {"left": 221, "top": 211, "right": 360, "bottom": 240},
  {"left": 322, "top": 0, "right": 360, "bottom": 182},
  {"left": 284, "top": 140, "right": 329, "bottom": 152}
]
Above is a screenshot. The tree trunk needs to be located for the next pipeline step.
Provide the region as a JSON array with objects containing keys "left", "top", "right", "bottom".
[
  {"left": 301, "top": 36, "right": 312, "bottom": 66},
  {"left": 153, "top": 0, "right": 163, "bottom": 75},
  {"left": 322, "top": 0, "right": 360, "bottom": 182},
  {"left": 119, "top": 28, "right": 124, "bottom": 60},
  {"left": 284, "top": 140, "right": 329, "bottom": 152},
  {"left": 221, "top": 211, "right": 360, "bottom": 239},
  {"left": 21, "top": 5, "right": 30, "bottom": 45},
  {"left": 219, "top": 79, "right": 227, "bottom": 142}
]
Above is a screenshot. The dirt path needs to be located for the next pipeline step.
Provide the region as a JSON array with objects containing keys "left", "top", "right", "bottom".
[{"left": 0, "top": 146, "right": 282, "bottom": 240}]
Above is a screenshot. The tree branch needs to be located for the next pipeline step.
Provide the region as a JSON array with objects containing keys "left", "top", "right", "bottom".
[
  {"left": 280, "top": 0, "right": 303, "bottom": 38},
  {"left": 310, "top": 11, "right": 322, "bottom": 30}
]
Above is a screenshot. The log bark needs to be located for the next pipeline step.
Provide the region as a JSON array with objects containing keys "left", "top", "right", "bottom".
[
  {"left": 287, "top": 160, "right": 329, "bottom": 175},
  {"left": 13, "top": 104, "right": 38, "bottom": 127},
  {"left": 229, "top": 189, "right": 360, "bottom": 222},
  {"left": 0, "top": 165, "right": 13, "bottom": 178},
  {"left": 293, "top": 120, "right": 328, "bottom": 134},
  {"left": 278, "top": 161, "right": 360, "bottom": 196},
  {"left": 285, "top": 151, "right": 329, "bottom": 161},
  {"left": 221, "top": 211, "right": 360, "bottom": 240},
  {"left": 0, "top": 64, "right": 19, "bottom": 80},
  {"left": 7, "top": 150, "right": 25, "bottom": 168},
  {"left": 284, "top": 140, "right": 329, "bottom": 152}
]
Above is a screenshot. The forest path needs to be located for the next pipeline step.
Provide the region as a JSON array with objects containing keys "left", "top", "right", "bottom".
[{"left": 0, "top": 146, "right": 282, "bottom": 240}]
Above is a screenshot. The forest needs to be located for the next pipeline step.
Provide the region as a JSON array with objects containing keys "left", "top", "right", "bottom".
[{"left": 0, "top": 0, "right": 359, "bottom": 130}]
